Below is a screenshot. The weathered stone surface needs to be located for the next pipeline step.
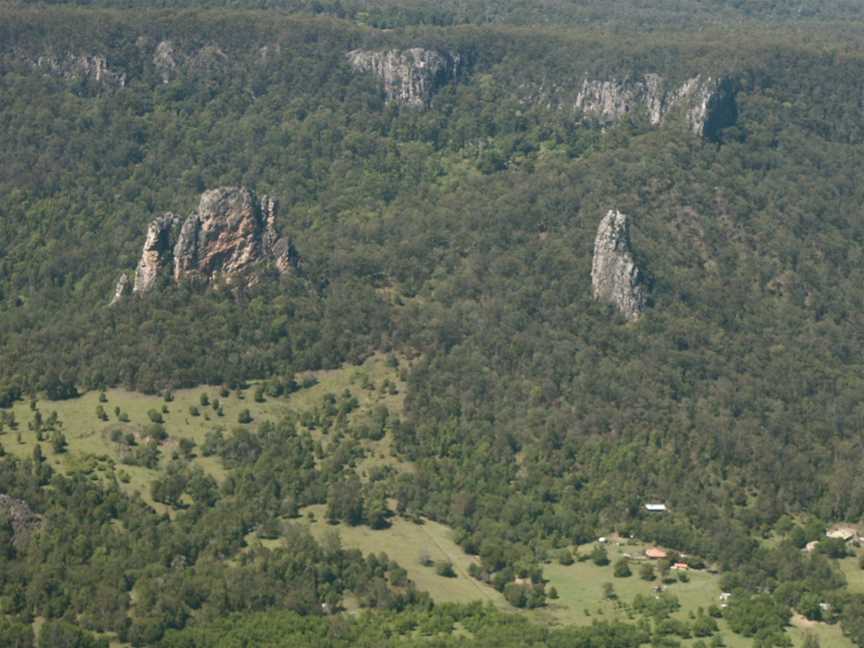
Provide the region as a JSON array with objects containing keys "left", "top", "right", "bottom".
[
  {"left": 591, "top": 209, "right": 647, "bottom": 321},
  {"left": 346, "top": 48, "right": 460, "bottom": 108},
  {"left": 0, "top": 494, "right": 40, "bottom": 549},
  {"left": 575, "top": 74, "right": 737, "bottom": 137},
  {"left": 153, "top": 40, "right": 179, "bottom": 84},
  {"left": 133, "top": 214, "right": 178, "bottom": 294},
  {"left": 115, "top": 187, "right": 297, "bottom": 301},
  {"left": 34, "top": 53, "right": 126, "bottom": 87},
  {"left": 110, "top": 273, "right": 132, "bottom": 305},
  {"left": 174, "top": 187, "right": 280, "bottom": 284}
]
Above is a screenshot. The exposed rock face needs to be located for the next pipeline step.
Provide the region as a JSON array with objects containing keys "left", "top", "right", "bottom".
[
  {"left": 0, "top": 494, "right": 41, "bottom": 550},
  {"left": 575, "top": 74, "right": 737, "bottom": 137},
  {"left": 346, "top": 48, "right": 460, "bottom": 108},
  {"left": 153, "top": 40, "right": 229, "bottom": 83},
  {"left": 133, "top": 214, "right": 179, "bottom": 294},
  {"left": 110, "top": 273, "right": 132, "bottom": 305},
  {"left": 153, "top": 40, "right": 179, "bottom": 84},
  {"left": 114, "top": 187, "right": 298, "bottom": 301},
  {"left": 173, "top": 187, "right": 286, "bottom": 284},
  {"left": 591, "top": 209, "right": 647, "bottom": 321},
  {"left": 34, "top": 53, "right": 126, "bottom": 88}
]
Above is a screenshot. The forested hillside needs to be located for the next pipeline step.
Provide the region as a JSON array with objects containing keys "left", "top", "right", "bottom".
[{"left": 3, "top": 1, "right": 864, "bottom": 646}]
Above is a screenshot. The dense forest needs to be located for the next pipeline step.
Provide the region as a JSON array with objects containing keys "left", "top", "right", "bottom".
[{"left": 2, "top": 0, "right": 864, "bottom": 645}]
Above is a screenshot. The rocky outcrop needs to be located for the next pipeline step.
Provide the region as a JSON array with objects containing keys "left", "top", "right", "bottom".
[
  {"left": 346, "top": 48, "right": 461, "bottom": 108},
  {"left": 575, "top": 74, "right": 737, "bottom": 138},
  {"left": 133, "top": 214, "right": 179, "bottom": 294},
  {"left": 114, "top": 187, "right": 298, "bottom": 301},
  {"left": 173, "top": 187, "right": 290, "bottom": 284},
  {"left": 110, "top": 273, "right": 132, "bottom": 305},
  {"left": 591, "top": 209, "right": 647, "bottom": 321},
  {"left": 153, "top": 40, "right": 179, "bottom": 84},
  {"left": 0, "top": 494, "right": 41, "bottom": 549},
  {"left": 34, "top": 53, "right": 126, "bottom": 88},
  {"left": 152, "top": 40, "right": 229, "bottom": 83}
]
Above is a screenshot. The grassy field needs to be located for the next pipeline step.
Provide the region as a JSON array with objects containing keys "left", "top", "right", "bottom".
[
  {"left": 537, "top": 540, "right": 721, "bottom": 624},
  {"left": 2, "top": 356, "right": 859, "bottom": 648},
  {"left": 299, "top": 505, "right": 507, "bottom": 607},
  {"left": 839, "top": 553, "right": 864, "bottom": 594},
  {"left": 537, "top": 540, "right": 854, "bottom": 646},
  {"left": 0, "top": 353, "right": 408, "bottom": 510}
]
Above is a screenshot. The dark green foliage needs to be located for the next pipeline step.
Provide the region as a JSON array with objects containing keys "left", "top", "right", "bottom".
[
  {"left": 640, "top": 563, "right": 656, "bottom": 581},
  {"left": 613, "top": 558, "right": 632, "bottom": 577},
  {"left": 591, "top": 545, "right": 609, "bottom": 566},
  {"left": 435, "top": 561, "right": 456, "bottom": 577},
  {"left": 3, "top": 2, "right": 864, "bottom": 645},
  {"left": 816, "top": 538, "right": 850, "bottom": 559},
  {"left": 0, "top": 617, "right": 34, "bottom": 648},
  {"left": 723, "top": 594, "right": 790, "bottom": 638},
  {"left": 37, "top": 621, "right": 106, "bottom": 648}
]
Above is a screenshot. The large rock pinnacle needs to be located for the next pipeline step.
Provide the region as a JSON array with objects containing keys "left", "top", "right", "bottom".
[
  {"left": 591, "top": 209, "right": 647, "bottom": 321},
  {"left": 112, "top": 187, "right": 298, "bottom": 303}
]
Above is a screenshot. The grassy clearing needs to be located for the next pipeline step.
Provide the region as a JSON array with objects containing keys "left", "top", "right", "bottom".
[
  {"left": 536, "top": 540, "right": 721, "bottom": 626},
  {"left": 840, "top": 553, "right": 864, "bottom": 594},
  {"left": 299, "top": 505, "right": 506, "bottom": 607},
  {"left": 0, "top": 353, "right": 408, "bottom": 509}
]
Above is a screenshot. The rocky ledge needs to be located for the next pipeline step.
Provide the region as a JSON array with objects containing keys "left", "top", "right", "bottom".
[
  {"left": 575, "top": 74, "right": 738, "bottom": 138},
  {"left": 591, "top": 209, "right": 648, "bottom": 321},
  {"left": 112, "top": 187, "right": 299, "bottom": 303},
  {"left": 346, "top": 48, "right": 461, "bottom": 108},
  {"left": 34, "top": 53, "right": 126, "bottom": 88},
  {"left": 0, "top": 494, "right": 41, "bottom": 549}
]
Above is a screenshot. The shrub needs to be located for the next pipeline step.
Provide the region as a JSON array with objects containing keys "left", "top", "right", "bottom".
[
  {"left": 613, "top": 558, "right": 632, "bottom": 577},
  {"left": 639, "top": 563, "right": 656, "bottom": 581},
  {"left": 602, "top": 582, "right": 616, "bottom": 599},
  {"left": 591, "top": 544, "right": 609, "bottom": 566},
  {"left": 503, "top": 583, "right": 529, "bottom": 608},
  {"left": 237, "top": 409, "right": 253, "bottom": 424},
  {"left": 558, "top": 549, "right": 574, "bottom": 565},
  {"left": 435, "top": 561, "right": 456, "bottom": 577}
]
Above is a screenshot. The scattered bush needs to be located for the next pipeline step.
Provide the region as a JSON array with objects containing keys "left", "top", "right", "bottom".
[
  {"left": 613, "top": 558, "right": 632, "bottom": 577},
  {"left": 435, "top": 561, "right": 456, "bottom": 577},
  {"left": 591, "top": 544, "right": 609, "bottom": 566}
]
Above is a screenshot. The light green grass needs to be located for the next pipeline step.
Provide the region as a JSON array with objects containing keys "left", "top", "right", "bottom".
[
  {"left": 536, "top": 541, "right": 721, "bottom": 626},
  {"left": 0, "top": 353, "right": 408, "bottom": 509},
  {"left": 839, "top": 553, "right": 864, "bottom": 594},
  {"left": 298, "top": 505, "right": 506, "bottom": 607}
]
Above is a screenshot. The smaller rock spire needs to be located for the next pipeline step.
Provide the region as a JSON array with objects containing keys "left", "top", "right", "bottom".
[{"left": 591, "top": 209, "right": 647, "bottom": 321}]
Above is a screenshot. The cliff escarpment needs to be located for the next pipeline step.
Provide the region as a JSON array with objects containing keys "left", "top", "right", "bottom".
[{"left": 346, "top": 48, "right": 462, "bottom": 108}]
